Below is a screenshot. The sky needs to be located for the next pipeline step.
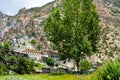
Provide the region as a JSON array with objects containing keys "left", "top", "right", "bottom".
[{"left": 0, "top": 0, "right": 54, "bottom": 16}]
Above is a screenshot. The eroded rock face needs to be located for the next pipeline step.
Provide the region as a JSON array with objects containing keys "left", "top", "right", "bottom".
[
  {"left": 0, "top": 4, "right": 50, "bottom": 50},
  {"left": 94, "top": 0, "right": 120, "bottom": 27},
  {"left": 0, "top": 0, "right": 61, "bottom": 51},
  {"left": 17, "top": 7, "right": 26, "bottom": 15},
  {"left": 93, "top": 0, "right": 120, "bottom": 61}
]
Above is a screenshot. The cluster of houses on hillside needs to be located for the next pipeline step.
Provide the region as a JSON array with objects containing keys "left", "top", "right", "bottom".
[{"left": 14, "top": 49, "right": 59, "bottom": 61}]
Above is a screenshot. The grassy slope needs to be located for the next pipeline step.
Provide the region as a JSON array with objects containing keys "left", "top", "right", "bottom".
[
  {"left": 0, "top": 66, "right": 104, "bottom": 80},
  {"left": 0, "top": 67, "right": 106, "bottom": 80},
  {"left": 0, "top": 74, "right": 81, "bottom": 80}
]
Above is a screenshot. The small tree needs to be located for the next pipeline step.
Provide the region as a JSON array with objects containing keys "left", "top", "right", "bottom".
[
  {"left": 3, "top": 41, "right": 10, "bottom": 50},
  {"left": 15, "top": 57, "right": 35, "bottom": 74},
  {"left": 80, "top": 59, "right": 93, "bottom": 73},
  {"left": 46, "top": 58, "right": 54, "bottom": 67},
  {"left": 0, "top": 62, "right": 8, "bottom": 75}
]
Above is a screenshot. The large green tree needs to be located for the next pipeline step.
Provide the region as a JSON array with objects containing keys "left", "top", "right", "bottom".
[{"left": 44, "top": 0, "right": 100, "bottom": 71}]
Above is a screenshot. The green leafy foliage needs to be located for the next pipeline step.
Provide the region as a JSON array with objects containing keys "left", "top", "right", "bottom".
[
  {"left": 15, "top": 57, "right": 35, "bottom": 74},
  {"left": 3, "top": 41, "right": 10, "bottom": 50},
  {"left": 5, "top": 56, "right": 16, "bottom": 62},
  {"left": 46, "top": 58, "right": 54, "bottom": 67},
  {"left": 80, "top": 59, "right": 93, "bottom": 73},
  {"left": 4, "top": 56, "right": 17, "bottom": 69},
  {"left": 37, "top": 44, "right": 41, "bottom": 50},
  {"left": 55, "top": 62, "right": 59, "bottom": 67},
  {"left": 44, "top": 0, "right": 100, "bottom": 71},
  {"left": 0, "top": 49, "right": 5, "bottom": 59},
  {"left": 0, "top": 43, "right": 3, "bottom": 49},
  {"left": 0, "top": 42, "right": 36, "bottom": 75},
  {"left": 97, "top": 60, "right": 120, "bottom": 80},
  {"left": 22, "top": 42, "right": 26, "bottom": 46},
  {"left": 31, "top": 39, "right": 36, "bottom": 45},
  {"left": 0, "top": 62, "right": 9, "bottom": 75}
]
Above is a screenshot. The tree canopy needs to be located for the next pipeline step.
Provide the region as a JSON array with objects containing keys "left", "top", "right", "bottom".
[{"left": 44, "top": 0, "right": 100, "bottom": 71}]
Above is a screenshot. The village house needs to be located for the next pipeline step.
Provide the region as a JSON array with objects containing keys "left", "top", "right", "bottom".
[{"left": 22, "top": 49, "right": 59, "bottom": 61}]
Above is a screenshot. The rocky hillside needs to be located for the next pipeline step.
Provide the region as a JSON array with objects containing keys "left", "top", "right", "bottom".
[
  {"left": 93, "top": 0, "right": 120, "bottom": 60},
  {"left": 0, "top": 0, "right": 120, "bottom": 60},
  {"left": 0, "top": 0, "right": 61, "bottom": 52}
]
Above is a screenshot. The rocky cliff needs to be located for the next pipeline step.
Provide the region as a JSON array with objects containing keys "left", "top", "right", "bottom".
[
  {"left": 94, "top": 0, "right": 120, "bottom": 60},
  {"left": 0, "top": 0, "right": 58, "bottom": 51}
]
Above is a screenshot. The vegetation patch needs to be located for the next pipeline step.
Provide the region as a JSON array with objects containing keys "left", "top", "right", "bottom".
[
  {"left": 97, "top": 60, "right": 120, "bottom": 80},
  {"left": 80, "top": 59, "right": 93, "bottom": 73}
]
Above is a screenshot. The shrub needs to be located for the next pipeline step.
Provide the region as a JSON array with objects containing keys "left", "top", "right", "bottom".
[
  {"left": 97, "top": 60, "right": 120, "bottom": 80},
  {"left": 22, "top": 42, "right": 26, "bottom": 46},
  {"left": 0, "top": 43, "right": 3, "bottom": 49},
  {"left": 5, "top": 56, "right": 16, "bottom": 62},
  {"left": 34, "top": 62, "right": 45, "bottom": 69},
  {"left": 0, "top": 62, "right": 9, "bottom": 75},
  {"left": 37, "top": 44, "right": 41, "bottom": 50},
  {"left": 0, "top": 50, "right": 4, "bottom": 59},
  {"left": 46, "top": 58, "right": 54, "bottom": 67},
  {"left": 3, "top": 41, "right": 10, "bottom": 50},
  {"left": 55, "top": 62, "right": 59, "bottom": 67},
  {"left": 31, "top": 39, "right": 36, "bottom": 45},
  {"left": 15, "top": 57, "right": 35, "bottom": 74},
  {"left": 5, "top": 56, "right": 17, "bottom": 69},
  {"left": 80, "top": 59, "right": 93, "bottom": 73}
]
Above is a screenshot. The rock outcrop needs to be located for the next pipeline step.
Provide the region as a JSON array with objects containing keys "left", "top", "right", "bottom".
[{"left": 17, "top": 7, "right": 26, "bottom": 15}]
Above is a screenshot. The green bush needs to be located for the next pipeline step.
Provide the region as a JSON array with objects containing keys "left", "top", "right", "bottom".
[
  {"left": 37, "top": 44, "right": 41, "bottom": 50},
  {"left": 55, "top": 62, "right": 59, "bottom": 67},
  {"left": 5, "top": 56, "right": 16, "bottom": 62},
  {"left": 98, "top": 60, "right": 120, "bottom": 80},
  {"left": 0, "top": 62, "right": 9, "bottom": 75},
  {"left": 22, "top": 42, "right": 26, "bottom": 46},
  {"left": 5, "top": 56, "right": 17, "bottom": 69},
  {"left": 80, "top": 59, "right": 93, "bottom": 73},
  {"left": 46, "top": 58, "right": 54, "bottom": 67},
  {"left": 0, "top": 50, "right": 4, "bottom": 59},
  {"left": 3, "top": 41, "right": 10, "bottom": 50},
  {"left": 31, "top": 39, "right": 36, "bottom": 45},
  {"left": 0, "top": 43, "right": 3, "bottom": 49},
  {"left": 15, "top": 57, "right": 35, "bottom": 74}
]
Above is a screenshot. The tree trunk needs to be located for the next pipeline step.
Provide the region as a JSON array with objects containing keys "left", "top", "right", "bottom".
[{"left": 76, "top": 59, "right": 80, "bottom": 72}]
